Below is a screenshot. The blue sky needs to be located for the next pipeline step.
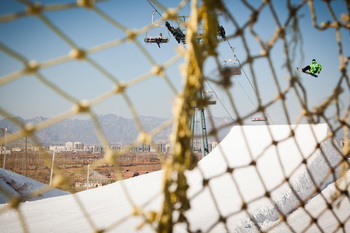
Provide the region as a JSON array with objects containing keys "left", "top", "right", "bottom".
[{"left": 0, "top": 0, "right": 349, "bottom": 127}]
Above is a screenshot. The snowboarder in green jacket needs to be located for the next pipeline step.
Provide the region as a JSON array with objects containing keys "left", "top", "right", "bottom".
[{"left": 302, "top": 59, "right": 322, "bottom": 75}]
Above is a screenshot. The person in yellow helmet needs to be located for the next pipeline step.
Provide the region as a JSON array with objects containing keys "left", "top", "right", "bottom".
[{"left": 302, "top": 59, "right": 322, "bottom": 75}]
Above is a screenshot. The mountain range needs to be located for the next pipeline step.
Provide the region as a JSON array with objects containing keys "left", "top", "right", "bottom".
[{"left": 0, "top": 114, "right": 233, "bottom": 145}]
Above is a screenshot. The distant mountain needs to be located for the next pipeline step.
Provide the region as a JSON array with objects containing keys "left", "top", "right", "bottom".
[{"left": 0, "top": 114, "right": 233, "bottom": 145}]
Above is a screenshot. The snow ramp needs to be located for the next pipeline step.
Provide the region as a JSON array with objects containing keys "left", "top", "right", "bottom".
[
  {"left": 1, "top": 123, "right": 348, "bottom": 233},
  {"left": 0, "top": 168, "right": 69, "bottom": 204}
]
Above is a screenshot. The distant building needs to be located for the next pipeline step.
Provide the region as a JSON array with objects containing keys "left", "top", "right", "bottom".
[
  {"left": 49, "top": 145, "right": 66, "bottom": 152},
  {"left": 66, "top": 142, "right": 74, "bottom": 151},
  {"left": 74, "top": 142, "right": 84, "bottom": 150},
  {"left": 110, "top": 145, "right": 122, "bottom": 152},
  {"left": 47, "top": 139, "right": 218, "bottom": 154},
  {"left": 93, "top": 146, "right": 104, "bottom": 153},
  {"left": 150, "top": 143, "right": 169, "bottom": 153},
  {"left": 49, "top": 141, "right": 89, "bottom": 152},
  {"left": 11, "top": 147, "right": 22, "bottom": 152},
  {"left": 209, "top": 141, "right": 218, "bottom": 152},
  {"left": 0, "top": 147, "right": 11, "bottom": 155}
]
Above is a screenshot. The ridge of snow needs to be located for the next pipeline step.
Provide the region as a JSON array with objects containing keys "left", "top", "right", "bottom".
[
  {"left": 0, "top": 168, "right": 69, "bottom": 204},
  {"left": 1, "top": 124, "right": 349, "bottom": 233}
]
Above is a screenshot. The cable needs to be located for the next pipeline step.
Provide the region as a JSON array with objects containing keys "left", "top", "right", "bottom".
[
  {"left": 1, "top": 128, "right": 35, "bottom": 146},
  {"left": 204, "top": 80, "right": 235, "bottom": 122},
  {"left": 226, "top": 40, "right": 259, "bottom": 99},
  {"left": 224, "top": 39, "right": 275, "bottom": 124},
  {"left": 146, "top": 0, "right": 164, "bottom": 20},
  {"left": 145, "top": 1, "right": 266, "bottom": 123}
]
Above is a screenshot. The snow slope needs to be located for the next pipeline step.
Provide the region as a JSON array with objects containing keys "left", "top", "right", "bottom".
[
  {"left": 0, "top": 124, "right": 349, "bottom": 233},
  {"left": 0, "top": 168, "right": 69, "bottom": 204},
  {"left": 270, "top": 169, "right": 350, "bottom": 233}
]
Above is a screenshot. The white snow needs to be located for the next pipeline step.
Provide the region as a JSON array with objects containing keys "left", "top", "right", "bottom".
[
  {"left": 0, "top": 168, "right": 69, "bottom": 204},
  {"left": 0, "top": 124, "right": 349, "bottom": 233}
]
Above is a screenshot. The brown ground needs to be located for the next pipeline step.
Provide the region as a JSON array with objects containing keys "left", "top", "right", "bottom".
[{"left": 0, "top": 151, "right": 202, "bottom": 193}]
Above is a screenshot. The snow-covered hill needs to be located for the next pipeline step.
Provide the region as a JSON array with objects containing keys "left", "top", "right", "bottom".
[
  {"left": 0, "top": 124, "right": 349, "bottom": 232},
  {"left": 0, "top": 168, "right": 69, "bottom": 204}
]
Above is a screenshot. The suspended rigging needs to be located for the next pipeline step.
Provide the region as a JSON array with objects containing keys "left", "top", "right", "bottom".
[
  {"left": 222, "top": 39, "right": 273, "bottom": 123},
  {"left": 145, "top": 0, "right": 186, "bottom": 45},
  {"left": 165, "top": 21, "right": 186, "bottom": 44},
  {"left": 145, "top": 1, "right": 227, "bottom": 46},
  {"left": 143, "top": 0, "right": 273, "bottom": 156},
  {"left": 144, "top": 11, "right": 170, "bottom": 48}
]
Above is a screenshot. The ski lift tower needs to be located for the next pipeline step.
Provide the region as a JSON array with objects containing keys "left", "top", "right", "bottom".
[{"left": 190, "top": 90, "right": 217, "bottom": 158}]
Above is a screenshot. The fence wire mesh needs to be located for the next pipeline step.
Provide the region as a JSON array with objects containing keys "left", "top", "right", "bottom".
[{"left": 0, "top": 0, "right": 349, "bottom": 232}]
